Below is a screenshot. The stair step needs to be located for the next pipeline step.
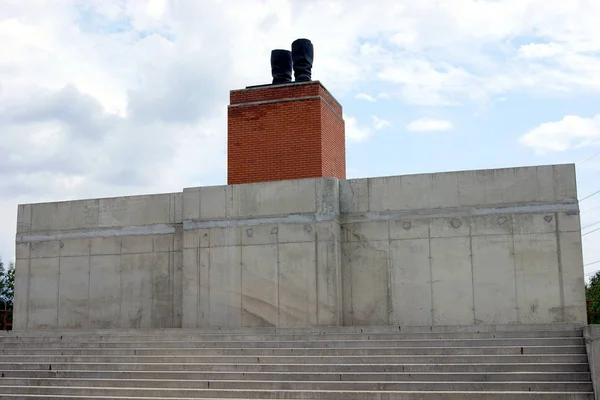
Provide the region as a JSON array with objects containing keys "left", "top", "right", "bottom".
[
  {"left": 0, "top": 362, "right": 590, "bottom": 372},
  {"left": 0, "top": 331, "right": 584, "bottom": 342},
  {"left": 0, "top": 386, "right": 595, "bottom": 399},
  {"left": 0, "top": 346, "right": 586, "bottom": 356},
  {"left": 0, "top": 370, "right": 591, "bottom": 382},
  {"left": 0, "top": 354, "right": 589, "bottom": 364},
  {"left": 0, "top": 338, "right": 584, "bottom": 349},
  {"left": 0, "top": 377, "right": 593, "bottom": 392}
]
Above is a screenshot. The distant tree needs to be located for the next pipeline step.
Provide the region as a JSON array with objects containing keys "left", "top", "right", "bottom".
[
  {"left": 0, "top": 257, "right": 15, "bottom": 308},
  {"left": 586, "top": 271, "right": 600, "bottom": 324}
]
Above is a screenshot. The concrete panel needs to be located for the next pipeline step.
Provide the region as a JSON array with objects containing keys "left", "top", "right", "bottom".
[
  {"left": 507, "top": 167, "right": 544, "bottom": 203},
  {"left": 181, "top": 248, "right": 198, "bottom": 328},
  {"left": 470, "top": 214, "right": 512, "bottom": 236},
  {"left": 15, "top": 242, "right": 30, "bottom": 259},
  {"left": 278, "top": 242, "right": 317, "bottom": 327},
  {"left": 172, "top": 192, "right": 183, "bottom": 223},
  {"left": 513, "top": 213, "right": 556, "bottom": 235},
  {"left": 514, "top": 233, "right": 562, "bottom": 323},
  {"left": 430, "top": 217, "right": 470, "bottom": 238},
  {"left": 121, "top": 235, "right": 153, "bottom": 254},
  {"left": 241, "top": 224, "right": 278, "bottom": 246},
  {"left": 99, "top": 194, "right": 171, "bottom": 227},
  {"left": 183, "top": 228, "right": 209, "bottom": 249},
  {"left": 431, "top": 237, "right": 474, "bottom": 325},
  {"left": 317, "top": 240, "right": 342, "bottom": 325},
  {"left": 472, "top": 235, "right": 517, "bottom": 324},
  {"left": 200, "top": 185, "right": 227, "bottom": 219},
  {"left": 368, "top": 176, "right": 404, "bottom": 212},
  {"left": 316, "top": 177, "right": 339, "bottom": 218},
  {"left": 344, "top": 221, "right": 389, "bottom": 242},
  {"left": 456, "top": 168, "right": 540, "bottom": 206},
  {"left": 120, "top": 253, "right": 153, "bottom": 329},
  {"left": 28, "top": 257, "right": 59, "bottom": 329},
  {"left": 91, "top": 236, "right": 121, "bottom": 255},
  {"left": 558, "top": 231, "right": 587, "bottom": 323},
  {"left": 17, "top": 204, "right": 31, "bottom": 233},
  {"left": 430, "top": 172, "right": 460, "bottom": 209},
  {"left": 316, "top": 221, "right": 341, "bottom": 242},
  {"left": 339, "top": 178, "right": 369, "bottom": 213},
  {"left": 182, "top": 188, "right": 200, "bottom": 220},
  {"left": 13, "top": 258, "right": 30, "bottom": 330},
  {"left": 390, "top": 239, "right": 432, "bottom": 326},
  {"left": 30, "top": 199, "right": 98, "bottom": 232},
  {"left": 59, "top": 238, "right": 90, "bottom": 257},
  {"left": 198, "top": 247, "right": 210, "bottom": 327},
  {"left": 209, "top": 246, "right": 242, "bottom": 327},
  {"left": 241, "top": 244, "right": 278, "bottom": 327},
  {"left": 535, "top": 165, "right": 556, "bottom": 202},
  {"left": 154, "top": 234, "right": 175, "bottom": 252},
  {"left": 58, "top": 256, "right": 90, "bottom": 329},
  {"left": 278, "top": 223, "right": 316, "bottom": 243},
  {"left": 30, "top": 241, "right": 60, "bottom": 259},
  {"left": 89, "top": 255, "right": 121, "bottom": 329},
  {"left": 390, "top": 218, "right": 429, "bottom": 240},
  {"left": 172, "top": 249, "right": 183, "bottom": 327},
  {"left": 554, "top": 164, "right": 577, "bottom": 200},
  {"left": 342, "top": 241, "right": 389, "bottom": 325},
  {"left": 210, "top": 227, "right": 241, "bottom": 247},
  {"left": 152, "top": 252, "right": 173, "bottom": 328},
  {"left": 557, "top": 212, "right": 581, "bottom": 232},
  {"left": 234, "top": 178, "right": 317, "bottom": 217}
]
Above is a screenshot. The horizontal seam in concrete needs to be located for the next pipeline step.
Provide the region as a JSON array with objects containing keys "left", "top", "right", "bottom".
[
  {"left": 228, "top": 95, "right": 343, "bottom": 120},
  {"left": 184, "top": 214, "right": 338, "bottom": 230},
  {"left": 341, "top": 201, "right": 579, "bottom": 223},
  {"left": 17, "top": 224, "right": 177, "bottom": 244}
]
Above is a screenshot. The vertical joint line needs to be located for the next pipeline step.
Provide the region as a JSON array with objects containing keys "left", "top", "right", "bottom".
[
  {"left": 556, "top": 212, "right": 565, "bottom": 322},
  {"left": 428, "top": 220, "right": 434, "bottom": 325}
]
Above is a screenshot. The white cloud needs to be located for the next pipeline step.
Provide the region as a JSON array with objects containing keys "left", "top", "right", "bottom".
[
  {"left": 354, "top": 93, "right": 376, "bottom": 102},
  {"left": 518, "top": 42, "right": 564, "bottom": 59},
  {"left": 344, "top": 115, "right": 372, "bottom": 143},
  {"left": 406, "top": 118, "right": 454, "bottom": 132},
  {"left": 519, "top": 115, "right": 600, "bottom": 154},
  {"left": 372, "top": 115, "right": 391, "bottom": 130},
  {"left": 2, "top": 0, "right": 600, "bottom": 261},
  {"left": 345, "top": 114, "right": 391, "bottom": 142}
]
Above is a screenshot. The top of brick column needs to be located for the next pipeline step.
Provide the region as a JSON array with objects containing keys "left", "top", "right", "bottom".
[{"left": 229, "top": 81, "right": 342, "bottom": 116}]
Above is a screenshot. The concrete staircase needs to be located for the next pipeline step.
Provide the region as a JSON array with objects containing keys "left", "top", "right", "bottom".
[{"left": 0, "top": 324, "right": 595, "bottom": 399}]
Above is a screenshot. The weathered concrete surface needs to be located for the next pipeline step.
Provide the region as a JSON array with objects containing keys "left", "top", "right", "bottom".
[
  {"left": 584, "top": 325, "right": 600, "bottom": 400},
  {"left": 14, "top": 164, "right": 586, "bottom": 330},
  {"left": 339, "top": 164, "right": 585, "bottom": 327}
]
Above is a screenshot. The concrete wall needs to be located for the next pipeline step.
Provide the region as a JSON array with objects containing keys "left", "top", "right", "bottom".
[
  {"left": 584, "top": 325, "right": 600, "bottom": 400},
  {"left": 13, "top": 164, "right": 586, "bottom": 330},
  {"left": 14, "top": 193, "right": 183, "bottom": 330},
  {"left": 180, "top": 178, "right": 343, "bottom": 328},
  {"left": 339, "top": 164, "right": 586, "bottom": 326}
]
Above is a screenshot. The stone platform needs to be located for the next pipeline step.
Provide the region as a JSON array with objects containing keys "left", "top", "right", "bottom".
[{"left": 13, "top": 164, "right": 586, "bottom": 330}]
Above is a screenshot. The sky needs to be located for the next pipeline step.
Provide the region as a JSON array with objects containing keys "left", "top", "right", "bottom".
[{"left": 0, "top": 0, "right": 599, "bottom": 277}]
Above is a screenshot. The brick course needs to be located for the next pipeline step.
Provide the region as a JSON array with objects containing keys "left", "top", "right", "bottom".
[{"left": 227, "top": 81, "right": 345, "bottom": 185}]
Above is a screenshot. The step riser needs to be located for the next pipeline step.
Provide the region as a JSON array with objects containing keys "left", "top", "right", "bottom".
[
  {"left": 0, "top": 363, "right": 590, "bottom": 372},
  {"left": 1, "top": 386, "right": 596, "bottom": 398},
  {"left": 0, "top": 338, "right": 585, "bottom": 349},
  {"left": 0, "top": 371, "right": 592, "bottom": 382},
  {"left": 0, "top": 378, "right": 593, "bottom": 392},
  {"left": 0, "top": 395, "right": 596, "bottom": 400},
  {"left": 0, "top": 355, "right": 589, "bottom": 364},
  {"left": 0, "top": 331, "right": 584, "bottom": 342},
  {"left": 0, "top": 347, "right": 586, "bottom": 356}
]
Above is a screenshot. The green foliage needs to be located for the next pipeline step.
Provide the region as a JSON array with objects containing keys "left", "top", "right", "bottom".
[
  {"left": 586, "top": 271, "right": 600, "bottom": 324},
  {"left": 0, "top": 257, "right": 15, "bottom": 308}
]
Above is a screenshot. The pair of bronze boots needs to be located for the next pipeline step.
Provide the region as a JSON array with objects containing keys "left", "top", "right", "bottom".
[{"left": 271, "top": 38, "right": 314, "bottom": 84}]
